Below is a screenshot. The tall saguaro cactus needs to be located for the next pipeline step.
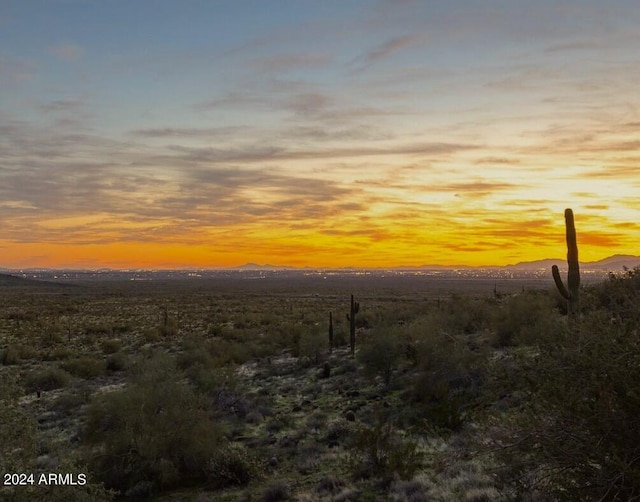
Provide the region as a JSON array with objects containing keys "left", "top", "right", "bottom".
[
  {"left": 328, "top": 311, "right": 334, "bottom": 353},
  {"left": 552, "top": 208, "right": 581, "bottom": 321},
  {"left": 346, "top": 294, "right": 360, "bottom": 357}
]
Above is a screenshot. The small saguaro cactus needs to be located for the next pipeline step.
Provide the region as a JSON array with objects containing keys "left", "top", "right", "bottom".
[
  {"left": 346, "top": 294, "right": 360, "bottom": 357},
  {"left": 162, "top": 305, "right": 168, "bottom": 327},
  {"left": 328, "top": 311, "right": 334, "bottom": 353},
  {"left": 552, "top": 208, "right": 581, "bottom": 321}
]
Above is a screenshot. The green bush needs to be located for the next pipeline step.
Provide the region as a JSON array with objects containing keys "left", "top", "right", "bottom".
[
  {"left": 60, "top": 357, "right": 106, "bottom": 379},
  {"left": 206, "top": 444, "right": 264, "bottom": 488},
  {"left": 177, "top": 347, "right": 213, "bottom": 370},
  {"left": 258, "top": 482, "right": 291, "bottom": 502},
  {"left": 101, "top": 338, "right": 122, "bottom": 354},
  {"left": 345, "top": 410, "right": 423, "bottom": 484},
  {"left": 1, "top": 378, "right": 113, "bottom": 501},
  {"left": 158, "top": 320, "right": 177, "bottom": 337},
  {"left": 587, "top": 266, "right": 640, "bottom": 328},
  {"left": 407, "top": 323, "right": 483, "bottom": 430},
  {"left": 358, "top": 327, "right": 401, "bottom": 385},
  {"left": 53, "top": 390, "right": 90, "bottom": 416},
  {"left": 490, "top": 291, "right": 557, "bottom": 347},
  {"left": 209, "top": 338, "right": 251, "bottom": 366},
  {"left": 15, "top": 343, "right": 38, "bottom": 360},
  {"left": 185, "top": 365, "right": 241, "bottom": 401},
  {"left": 1, "top": 345, "right": 20, "bottom": 365},
  {"left": 85, "top": 324, "right": 111, "bottom": 336},
  {"left": 24, "top": 367, "right": 71, "bottom": 392},
  {"left": 48, "top": 347, "right": 75, "bottom": 360},
  {"left": 443, "top": 295, "right": 492, "bottom": 334},
  {"left": 0, "top": 376, "right": 37, "bottom": 473},
  {"left": 84, "top": 353, "right": 223, "bottom": 495},
  {"left": 142, "top": 327, "right": 162, "bottom": 343},
  {"left": 297, "top": 327, "right": 325, "bottom": 364},
  {"left": 105, "top": 352, "right": 128, "bottom": 372}
]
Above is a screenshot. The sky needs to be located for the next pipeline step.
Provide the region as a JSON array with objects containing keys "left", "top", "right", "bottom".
[{"left": 1, "top": 0, "right": 639, "bottom": 269}]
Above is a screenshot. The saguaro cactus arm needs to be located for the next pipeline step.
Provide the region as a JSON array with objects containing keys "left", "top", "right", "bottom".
[{"left": 552, "top": 265, "right": 570, "bottom": 299}]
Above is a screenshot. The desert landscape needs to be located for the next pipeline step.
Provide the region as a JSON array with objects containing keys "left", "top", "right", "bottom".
[
  {"left": 2, "top": 2, "right": 640, "bottom": 500},
  {"left": 2, "top": 257, "right": 640, "bottom": 501}
]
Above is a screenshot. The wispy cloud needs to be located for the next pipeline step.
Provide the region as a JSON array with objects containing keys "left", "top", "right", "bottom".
[
  {"left": 130, "top": 126, "right": 248, "bottom": 138},
  {"left": 164, "top": 141, "right": 476, "bottom": 164},
  {"left": 48, "top": 43, "right": 84, "bottom": 61},
  {"left": 0, "top": 55, "right": 35, "bottom": 84},
  {"left": 544, "top": 40, "right": 601, "bottom": 53},
  {"left": 251, "top": 52, "right": 331, "bottom": 72},
  {"left": 351, "top": 34, "right": 421, "bottom": 71},
  {"left": 39, "top": 98, "right": 87, "bottom": 114}
]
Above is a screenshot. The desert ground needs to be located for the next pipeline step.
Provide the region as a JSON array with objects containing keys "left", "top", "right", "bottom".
[{"left": 1, "top": 270, "right": 639, "bottom": 501}]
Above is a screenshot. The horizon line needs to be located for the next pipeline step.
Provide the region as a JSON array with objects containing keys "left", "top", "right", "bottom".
[{"left": 3, "top": 253, "right": 640, "bottom": 273}]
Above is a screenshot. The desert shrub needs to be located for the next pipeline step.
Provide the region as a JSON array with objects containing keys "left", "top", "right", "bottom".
[
  {"left": 271, "top": 321, "right": 303, "bottom": 349},
  {"left": 0, "top": 375, "right": 37, "bottom": 473},
  {"left": 2, "top": 381, "right": 112, "bottom": 502},
  {"left": 52, "top": 390, "right": 90, "bottom": 416},
  {"left": 586, "top": 266, "right": 640, "bottom": 327},
  {"left": 259, "top": 313, "right": 278, "bottom": 326},
  {"left": 41, "top": 330, "right": 64, "bottom": 346},
  {"left": 258, "top": 481, "right": 291, "bottom": 502},
  {"left": 60, "top": 357, "right": 106, "bottom": 379},
  {"left": 324, "top": 419, "right": 354, "bottom": 446},
  {"left": 206, "top": 444, "right": 264, "bottom": 488},
  {"left": 180, "top": 332, "right": 208, "bottom": 351},
  {"left": 209, "top": 338, "right": 251, "bottom": 366},
  {"left": 493, "top": 282, "right": 640, "bottom": 500},
  {"left": 142, "top": 327, "right": 162, "bottom": 343},
  {"left": 177, "top": 346, "right": 214, "bottom": 370},
  {"left": 317, "top": 475, "right": 346, "bottom": 494},
  {"left": 358, "top": 327, "right": 402, "bottom": 385},
  {"left": 0, "top": 345, "right": 20, "bottom": 365},
  {"left": 24, "top": 367, "right": 71, "bottom": 392},
  {"left": 444, "top": 295, "right": 492, "bottom": 334},
  {"left": 207, "top": 322, "right": 223, "bottom": 336},
  {"left": 233, "top": 318, "right": 249, "bottom": 330},
  {"left": 333, "top": 327, "right": 348, "bottom": 347},
  {"left": 101, "top": 338, "right": 122, "bottom": 354},
  {"left": 187, "top": 366, "right": 246, "bottom": 415},
  {"left": 105, "top": 352, "right": 128, "bottom": 372},
  {"left": 84, "top": 354, "right": 223, "bottom": 495},
  {"left": 158, "top": 318, "right": 178, "bottom": 337},
  {"left": 85, "top": 323, "right": 111, "bottom": 336},
  {"left": 297, "top": 327, "right": 325, "bottom": 364},
  {"left": 407, "top": 324, "right": 483, "bottom": 430},
  {"left": 334, "top": 359, "right": 359, "bottom": 376},
  {"left": 345, "top": 410, "right": 423, "bottom": 484},
  {"left": 47, "top": 346, "right": 75, "bottom": 360},
  {"left": 15, "top": 343, "right": 38, "bottom": 360},
  {"left": 390, "top": 479, "right": 429, "bottom": 502},
  {"left": 111, "top": 324, "right": 131, "bottom": 335},
  {"left": 490, "top": 291, "right": 558, "bottom": 347}
]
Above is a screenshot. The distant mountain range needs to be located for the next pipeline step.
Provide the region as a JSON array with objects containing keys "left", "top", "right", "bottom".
[
  {"left": 0, "top": 273, "right": 75, "bottom": 288},
  {"left": 227, "top": 254, "right": 640, "bottom": 272},
  {"left": 2, "top": 255, "right": 639, "bottom": 274},
  {"left": 504, "top": 254, "right": 640, "bottom": 272}
]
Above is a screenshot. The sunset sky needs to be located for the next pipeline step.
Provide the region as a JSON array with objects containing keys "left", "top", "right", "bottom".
[{"left": 1, "top": 1, "right": 639, "bottom": 269}]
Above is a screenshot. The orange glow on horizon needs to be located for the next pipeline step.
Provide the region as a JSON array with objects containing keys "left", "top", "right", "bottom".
[{"left": 2, "top": 209, "right": 638, "bottom": 270}]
